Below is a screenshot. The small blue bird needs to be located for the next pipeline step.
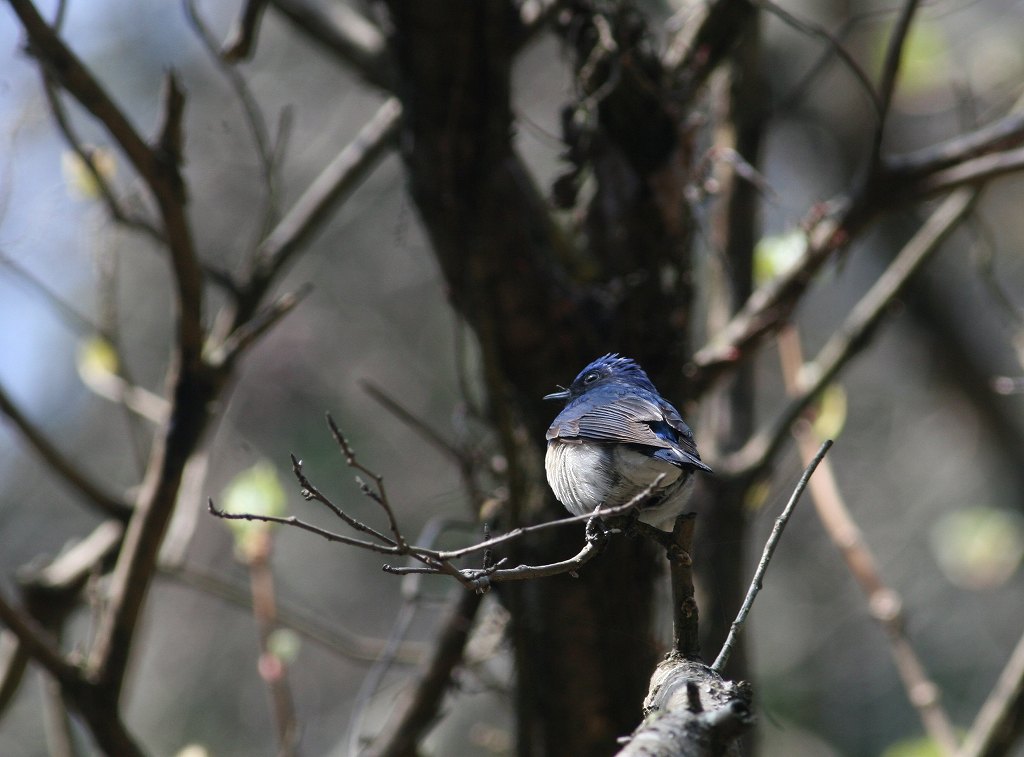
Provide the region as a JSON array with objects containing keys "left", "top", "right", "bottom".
[{"left": 544, "top": 354, "right": 711, "bottom": 531}]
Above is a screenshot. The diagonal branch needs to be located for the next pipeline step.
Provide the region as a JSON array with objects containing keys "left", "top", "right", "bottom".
[
  {"left": 366, "top": 589, "right": 484, "bottom": 757},
  {"left": 957, "top": 628, "right": 1024, "bottom": 757},
  {"left": 9, "top": 0, "right": 204, "bottom": 363},
  {"left": 869, "top": 0, "right": 921, "bottom": 166},
  {"left": 720, "top": 187, "right": 979, "bottom": 477},
  {"left": 0, "top": 382, "right": 132, "bottom": 520}
]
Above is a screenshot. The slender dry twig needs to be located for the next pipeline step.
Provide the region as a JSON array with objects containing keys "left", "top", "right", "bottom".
[
  {"left": 248, "top": 97, "right": 401, "bottom": 287},
  {"left": 711, "top": 440, "right": 832, "bottom": 672},
  {"left": 0, "top": 593, "right": 80, "bottom": 689},
  {"left": 268, "top": 0, "right": 392, "bottom": 89},
  {"left": 869, "top": 0, "right": 921, "bottom": 167},
  {"left": 367, "top": 589, "right": 484, "bottom": 757},
  {"left": 957, "top": 628, "right": 1024, "bottom": 757},
  {"left": 753, "top": 0, "right": 879, "bottom": 116},
  {"left": 161, "top": 563, "right": 425, "bottom": 663},
  {"left": 326, "top": 412, "right": 406, "bottom": 548},
  {"left": 221, "top": 0, "right": 270, "bottom": 61},
  {"left": 0, "top": 382, "right": 132, "bottom": 520},
  {"left": 887, "top": 110, "right": 1024, "bottom": 180},
  {"left": 184, "top": 0, "right": 281, "bottom": 242},
  {"left": 40, "top": 78, "right": 163, "bottom": 243}
]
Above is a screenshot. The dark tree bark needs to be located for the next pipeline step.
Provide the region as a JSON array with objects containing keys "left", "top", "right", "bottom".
[{"left": 381, "top": 2, "right": 735, "bottom": 754}]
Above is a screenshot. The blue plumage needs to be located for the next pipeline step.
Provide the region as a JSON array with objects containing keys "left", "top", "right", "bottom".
[{"left": 544, "top": 354, "right": 710, "bottom": 530}]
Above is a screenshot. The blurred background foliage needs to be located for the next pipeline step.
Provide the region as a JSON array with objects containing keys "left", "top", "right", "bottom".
[{"left": 1, "top": 0, "right": 1024, "bottom": 755}]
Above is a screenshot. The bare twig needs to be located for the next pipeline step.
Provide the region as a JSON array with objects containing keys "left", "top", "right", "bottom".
[
  {"left": 326, "top": 413, "right": 406, "bottom": 549},
  {"left": 161, "top": 563, "right": 425, "bottom": 663},
  {"left": 360, "top": 380, "right": 467, "bottom": 469},
  {"left": 221, "top": 0, "right": 270, "bottom": 61},
  {"left": 886, "top": 110, "right": 1024, "bottom": 180},
  {"left": 870, "top": 0, "right": 921, "bottom": 166},
  {"left": 753, "top": 0, "right": 879, "bottom": 116},
  {"left": 711, "top": 440, "right": 832, "bottom": 672},
  {"left": 957, "top": 628, "right": 1024, "bottom": 757},
  {"left": 184, "top": 0, "right": 281, "bottom": 242},
  {"left": 40, "top": 78, "right": 164, "bottom": 242},
  {"left": 212, "top": 285, "right": 311, "bottom": 366},
  {"left": 208, "top": 499, "right": 398, "bottom": 553},
  {"left": 367, "top": 589, "right": 484, "bottom": 757},
  {"left": 0, "top": 382, "right": 132, "bottom": 520},
  {"left": 268, "top": 0, "right": 392, "bottom": 89},
  {"left": 0, "top": 593, "right": 79, "bottom": 689},
  {"left": 249, "top": 97, "right": 401, "bottom": 287}
]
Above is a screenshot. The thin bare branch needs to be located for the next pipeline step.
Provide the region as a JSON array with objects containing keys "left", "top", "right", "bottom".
[
  {"left": 325, "top": 413, "right": 406, "bottom": 549},
  {"left": 208, "top": 498, "right": 398, "bottom": 554},
  {"left": 367, "top": 589, "right": 484, "bottom": 757},
  {"left": 0, "top": 382, "right": 132, "bottom": 520},
  {"left": 753, "top": 0, "right": 879, "bottom": 117},
  {"left": 40, "top": 78, "right": 164, "bottom": 242},
  {"left": 0, "top": 593, "right": 80, "bottom": 689},
  {"left": 184, "top": 0, "right": 281, "bottom": 242},
  {"left": 212, "top": 284, "right": 311, "bottom": 367},
  {"left": 360, "top": 380, "right": 466, "bottom": 468},
  {"left": 870, "top": 0, "right": 921, "bottom": 165},
  {"left": 221, "top": 0, "right": 269, "bottom": 61},
  {"left": 288, "top": 452, "right": 397, "bottom": 546},
  {"left": 900, "top": 146, "right": 1024, "bottom": 199},
  {"left": 887, "top": 110, "right": 1024, "bottom": 180},
  {"left": 250, "top": 97, "right": 401, "bottom": 286},
  {"left": 268, "top": 0, "right": 392, "bottom": 89},
  {"left": 957, "top": 628, "right": 1024, "bottom": 757},
  {"left": 711, "top": 440, "right": 832, "bottom": 672}
]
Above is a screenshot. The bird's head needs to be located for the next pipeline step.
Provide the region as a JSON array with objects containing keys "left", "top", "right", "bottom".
[{"left": 544, "top": 353, "right": 658, "bottom": 401}]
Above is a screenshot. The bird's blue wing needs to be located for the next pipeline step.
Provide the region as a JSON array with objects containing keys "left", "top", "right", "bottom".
[{"left": 547, "top": 391, "right": 710, "bottom": 472}]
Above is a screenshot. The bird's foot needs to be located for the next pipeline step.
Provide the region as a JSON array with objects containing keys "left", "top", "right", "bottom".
[{"left": 585, "top": 508, "right": 611, "bottom": 548}]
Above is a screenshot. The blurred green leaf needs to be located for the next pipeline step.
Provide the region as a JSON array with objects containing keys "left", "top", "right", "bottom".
[
  {"left": 873, "top": 20, "right": 949, "bottom": 97},
  {"left": 61, "top": 147, "right": 116, "bottom": 199},
  {"left": 881, "top": 735, "right": 944, "bottom": 757},
  {"left": 220, "top": 462, "right": 287, "bottom": 553},
  {"left": 930, "top": 506, "right": 1024, "bottom": 590},
  {"left": 267, "top": 628, "right": 301, "bottom": 664},
  {"left": 173, "top": 746, "right": 209, "bottom": 757},
  {"left": 754, "top": 230, "right": 806, "bottom": 286},
  {"left": 812, "top": 384, "right": 847, "bottom": 440},
  {"left": 744, "top": 477, "right": 771, "bottom": 512},
  {"left": 77, "top": 336, "right": 119, "bottom": 382}
]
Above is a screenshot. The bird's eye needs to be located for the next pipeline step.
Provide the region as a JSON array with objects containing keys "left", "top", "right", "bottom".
[{"left": 583, "top": 372, "right": 599, "bottom": 384}]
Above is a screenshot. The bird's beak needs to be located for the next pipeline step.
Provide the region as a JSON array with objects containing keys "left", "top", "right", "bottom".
[{"left": 543, "top": 388, "right": 570, "bottom": 400}]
